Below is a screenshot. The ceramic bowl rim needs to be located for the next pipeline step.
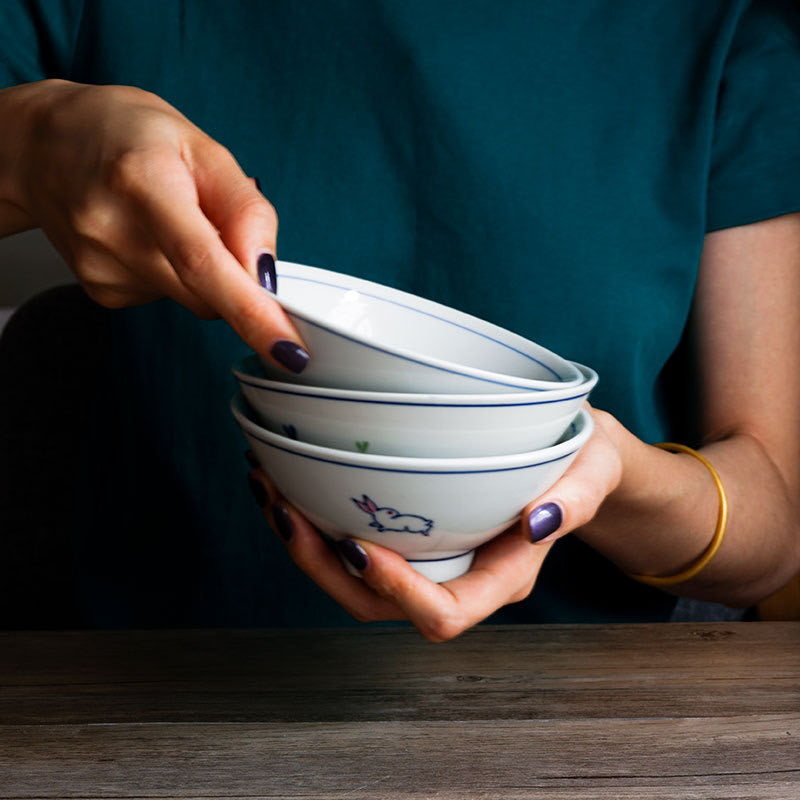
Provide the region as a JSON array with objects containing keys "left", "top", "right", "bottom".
[
  {"left": 272, "top": 261, "right": 583, "bottom": 389},
  {"left": 233, "top": 356, "right": 597, "bottom": 408},
  {"left": 232, "top": 392, "right": 594, "bottom": 472}
]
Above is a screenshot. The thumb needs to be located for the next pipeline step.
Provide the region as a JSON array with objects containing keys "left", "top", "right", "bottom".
[
  {"left": 192, "top": 145, "right": 279, "bottom": 289},
  {"left": 524, "top": 412, "right": 622, "bottom": 545}
]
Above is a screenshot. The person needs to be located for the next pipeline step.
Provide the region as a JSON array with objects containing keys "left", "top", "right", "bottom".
[{"left": 0, "top": 0, "right": 798, "bottom": 638}]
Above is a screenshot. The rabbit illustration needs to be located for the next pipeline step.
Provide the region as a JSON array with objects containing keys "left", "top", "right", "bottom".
[{"left": 352, "top": 494, "right": 433, "bottom": 536}]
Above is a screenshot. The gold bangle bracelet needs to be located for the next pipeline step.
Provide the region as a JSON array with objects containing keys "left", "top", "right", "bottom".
[{"left": 626, "top": 442, "right": 728, "bottom": 587}]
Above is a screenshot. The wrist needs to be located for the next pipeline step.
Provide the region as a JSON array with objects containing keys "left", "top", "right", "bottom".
[
  {"left": 0, "top": 79, "right": 79, "bottom": 230},
  {"left": 576, "top": 424, "right": 718, "bottom": 578}
]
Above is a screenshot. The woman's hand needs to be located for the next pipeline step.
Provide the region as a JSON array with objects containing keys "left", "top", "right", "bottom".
[
  {"left": 0, "top": 79, "right": 308, "bottom": 372},
  {"left": 243, "top": 212, "right": 800, "bottom": 638},
  {"left": 246, "top": 407, "right": 624, "bottom": 642}
]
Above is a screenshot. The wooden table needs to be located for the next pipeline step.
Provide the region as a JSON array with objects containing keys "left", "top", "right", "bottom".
[{"left": 1, "top": 623, "right": 798, "bottom": 798}]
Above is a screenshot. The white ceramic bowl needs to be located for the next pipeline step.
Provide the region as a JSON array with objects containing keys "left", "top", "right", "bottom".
[
  {"left": 266, "top": 261, "right": 582, "bottom": 393},
  {"left": 232, "top": 392, "right": 593, "bottom": 582},
  {"left": 234, "top": 355, "right": 597, "bottom": 458}
]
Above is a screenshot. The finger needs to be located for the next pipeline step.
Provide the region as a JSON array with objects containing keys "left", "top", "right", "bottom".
[
  {"left": 135, "top": 259, "right": 220, "bottom": 319},
  {"left": 246, "top": 470, "right": 406, "bottom": 622},
  {"left": 69, "top": 241, "right": 161, "bottom": 309},
  {"left": 76, "top": 235, "right": 219, "bottom": 318},
  {"left": 280, "top": 505, "right": 408, "bottom": 622},
  {"left": 344, "top": 527, "right": 550, "bottom": 642},
  {"left": 448, "top": 527, "right": 550, "bottom": 604},
  {"left": 192, "top": 148, "right": 279, "bottom": 292},
  {"left": 117, "top": 147, "right": 308, "bottom": 371},
  {"left": 41, "top": 187, "right": 219, "bottom": 318},
  {"left": 524, "top": 412, "right": 622, "bottom": 544}
]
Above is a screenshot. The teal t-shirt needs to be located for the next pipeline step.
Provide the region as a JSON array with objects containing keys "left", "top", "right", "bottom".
[{"left": 2, "top": 0, "right": 800, "bottom": 626}]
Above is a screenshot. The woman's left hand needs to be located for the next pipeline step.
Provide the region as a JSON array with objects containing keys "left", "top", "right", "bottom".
[{"left": 246, "top": 407, "right": 622, "bottom": 642}]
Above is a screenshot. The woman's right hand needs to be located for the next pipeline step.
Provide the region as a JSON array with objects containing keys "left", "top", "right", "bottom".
[{"left": 0, "top": 79, "right": 308, "bottom": 372}]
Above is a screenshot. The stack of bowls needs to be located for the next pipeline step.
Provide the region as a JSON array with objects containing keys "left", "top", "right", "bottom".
[{"left": 231, "top": 261, "right": 596, "bottom": 582}]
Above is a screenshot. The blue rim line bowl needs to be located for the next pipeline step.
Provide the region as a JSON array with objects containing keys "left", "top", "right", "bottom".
[
  {"left": 232, "top": 391, "right": 593, "bottom": 583},
  {"left": 234, "top": 355, "right": 597, "bottom": 458},
  {"left": 265, "top": 261, "right": 582, "bottom": 393}
]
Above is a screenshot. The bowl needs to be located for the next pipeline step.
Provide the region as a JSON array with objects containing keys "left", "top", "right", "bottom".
[
  {"left": 232, "top": 392, "right": 594, "bottom": 582},
  {"left": 234, "top": 354, "right": 597, "bottom": 457},
  {"left": 266, "top": 261, "right": 582, "bottom": 393}
]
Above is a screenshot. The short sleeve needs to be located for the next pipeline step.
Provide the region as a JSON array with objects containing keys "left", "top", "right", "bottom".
[
  {"left": 0, "top": 0, "right": 85, "bottom": 89},
  {"left": 706, "top": 0, "right": 800, "bottom": 232}
]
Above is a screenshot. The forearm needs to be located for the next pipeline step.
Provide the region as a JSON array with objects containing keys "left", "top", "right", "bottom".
[{"left": 578, "top": 409, "right": 800, "bottom": 608}]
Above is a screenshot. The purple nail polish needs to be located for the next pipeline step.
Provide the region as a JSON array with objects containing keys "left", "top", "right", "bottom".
[
  {"left": 337, "top": 539, "right": 369, "bottom": 571},
  {"left": 248, "top": 474, "right": 268, "bottom": 508},
  {"left": 257, "top": 252, "right": 277, "bottom": 293},
  {"left": 270, "top": 340, "right": 310, "bottom": 374},
  {"left": 271, "top": 504, "right": 293, "bottom": 542},
  {"left": 528, "top": 502, "right": 562, "bottom": 542}
]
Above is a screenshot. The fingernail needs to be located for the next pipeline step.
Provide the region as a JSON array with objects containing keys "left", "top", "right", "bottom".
[
  {"left": 337, "top": 539, "right": 369, "bottom": 571},
  {"left": 244, "top": 449, "right": 259, "bottom": 469},
  {"left": 271, "top": 504, "right": 293, "bottom": 542},
  {"left": 528, "top": 502, "right": 563, "bottom": 543},
  {"left": 254, "top": 176, "right": 262, "bottom": 193},
  {"left": 248, "top": 474, "right": 268, "bottom": 508},
  {"left": 270, "top": 340, "right": 310, "bottom": 374},
  {"left": 257, "top": 251, "right": 277, "bottom": 293}
]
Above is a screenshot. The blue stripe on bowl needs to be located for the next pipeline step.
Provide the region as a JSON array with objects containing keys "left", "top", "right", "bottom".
[
  {"left": 237, "top": 374, "right": 590, "bottom": 407},
  {"left": 245, "top": 427, "right": 579, "bottom": 475},
  {"left": 407, "top": 552, "right": 475, "bottom": 563},
  {"left": 293, "top": 315, "right": 558, "bottom": 390}
]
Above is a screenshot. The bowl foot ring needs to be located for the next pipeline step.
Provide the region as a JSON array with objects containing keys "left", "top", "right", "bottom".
[{"left": 339, "top": 549, "right": 475, "bottom": 583}]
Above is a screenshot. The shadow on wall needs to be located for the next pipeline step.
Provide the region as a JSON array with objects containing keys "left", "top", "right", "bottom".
[{"left": 0, "top": 229, "right": 75, "bottom": 310}]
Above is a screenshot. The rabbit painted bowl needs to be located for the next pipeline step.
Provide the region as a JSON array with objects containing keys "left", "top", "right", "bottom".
[
  {"left": 266, "top": 261, "right": 582, "bottom": 393},
  {"left": 234, "top": 354, "right": 597, "bottom": 458},
  {"left": 232, "top": 392, "right": 594, "bottom": 583}
]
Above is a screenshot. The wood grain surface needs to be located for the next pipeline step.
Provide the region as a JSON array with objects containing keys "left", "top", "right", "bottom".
[{"left": 0, "top": 622, "right": 798, "bottom": 798}]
